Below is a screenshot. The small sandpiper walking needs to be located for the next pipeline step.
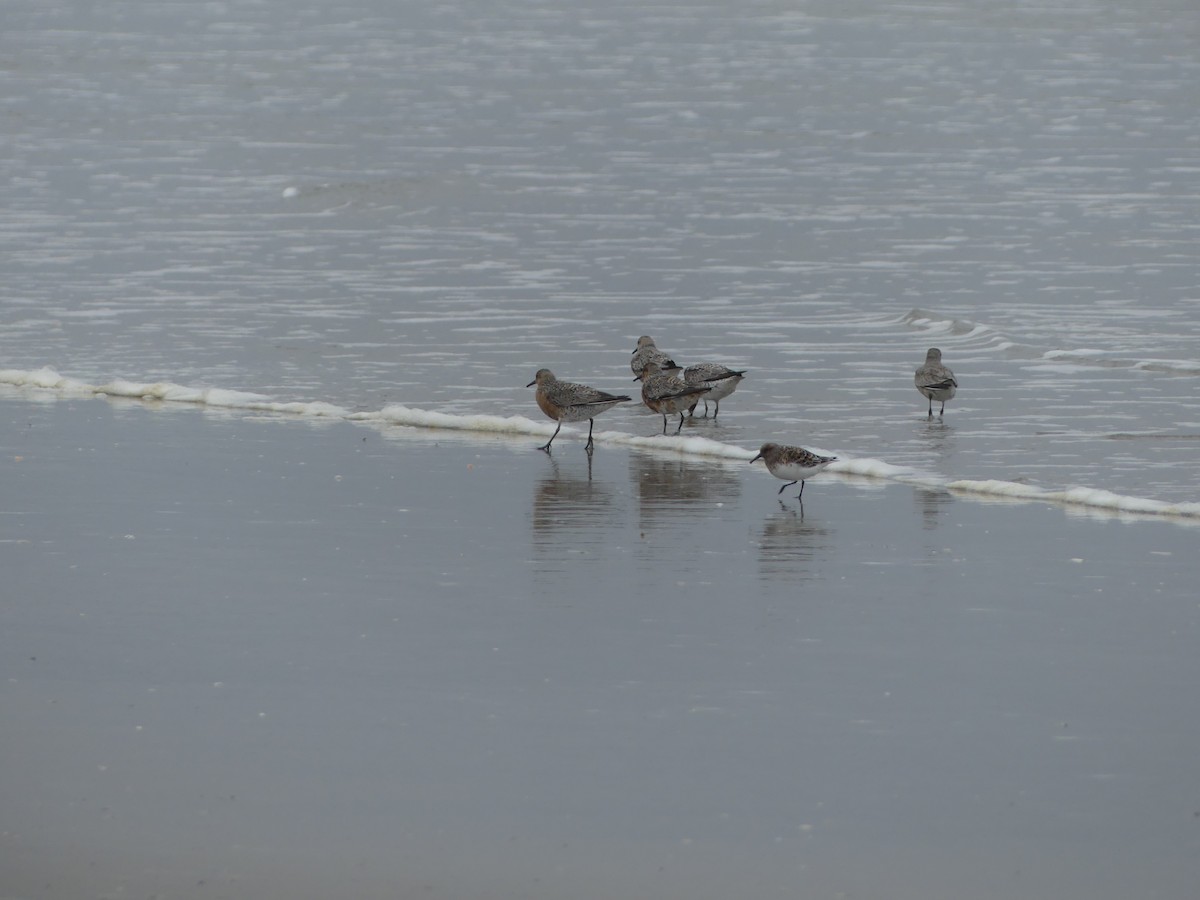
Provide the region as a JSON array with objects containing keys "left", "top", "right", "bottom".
[
  {"left": 639, "top": 363, "right": 710, "bottom": 434},
  {"left": 749, "top": 442, "right": 837, "bottom": 500},
  {"left": 630, "top": 336, "right": 679, "bottom": 381},
  {"left": 683, "top": 363, "right": 746, "bottom": 418},
  {"left": 527, "top": 369, "right": 631, "bottom": 452},
  {"left": 914, "top": 348, "right": 957, "bottom": 416}
]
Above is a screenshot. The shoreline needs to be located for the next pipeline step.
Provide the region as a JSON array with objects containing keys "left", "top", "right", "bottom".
[{"left": 3, "top": 373, "right": 1198, "bottom": 525}]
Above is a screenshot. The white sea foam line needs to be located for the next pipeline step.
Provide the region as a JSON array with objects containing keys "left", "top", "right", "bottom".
[
  {"left": 947, "top": 480, "right": 1200, "bottom": 520},
  {"left": 5, "top": 367, "right": 1198, "bottom": 521},
  {"left": 353, "top": 408, "right": 755, "bottom": 462},
  {"left": 592, "top": 430, "right": 757, "bottom": 461},
  {"left": 0, "top": 367, "right": 351, "bottom": 418},
  {"left": 350, "top": 404, "right": 552, "bottom": 436}
]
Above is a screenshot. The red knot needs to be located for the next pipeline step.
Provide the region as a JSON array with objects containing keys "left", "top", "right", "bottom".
[
  {"left": 749, "top": 442, "right": 837, "bottom": 501},
  {"left": 639, "top": 363, "right": 710, "bottom": 434},
  {"left": 526, "top": 369, "right": 631, "bottom": 452},
  {"left": 682, "top": 363, "right": 746, "bottom": 418},
  {"left": 630, "top": 336, "right": 679, "bottom": 382},
  {"left": 915, "top": 348, "right": 958, "bottom": 416}
]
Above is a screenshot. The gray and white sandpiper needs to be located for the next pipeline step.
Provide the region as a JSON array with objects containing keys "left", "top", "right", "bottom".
[
  {"left": 630, "top": 336, "right": 679, "bottom": 381},
  {"left": 683, "top": 363, "right": 746, "bottom": 418},
  {"left": 914, "top": 348, "right": 957, "bottom": 416},
  {"left": 749, "top": 442, "right": 837, "bottom": 500},
  {"left": 639, "top": 363, "right": 710, "bottom": 434},
  {"left": 527, "top": 369, "right": 631, "bottom": 452}
]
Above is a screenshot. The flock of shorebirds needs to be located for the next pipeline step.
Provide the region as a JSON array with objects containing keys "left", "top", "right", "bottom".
[{"left": 527, "top": 336, "right": 958, "bottom": 502}]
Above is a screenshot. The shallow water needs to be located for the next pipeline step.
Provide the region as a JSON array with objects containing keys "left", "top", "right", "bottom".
[{"left": 3, "top": 0, "right": 1199, "bottom": 503}]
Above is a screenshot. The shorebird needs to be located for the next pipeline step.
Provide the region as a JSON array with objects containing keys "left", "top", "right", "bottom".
[
  {"left": 630, "top": 336, "right": 679, "bottom": 381},
  {"left": 639, "top": 363, "right": 710, "bottom": 434},
  {"left": 749, "top": 442, "right": 837, "bottom": 500},
  {"left": 683, "top": 363, "right": 746, "bottom": 418},
  {"left": 914, "top": 348, "right": 957, "bottom": 416},
  {"left": 526, "top": 369, "right": 631, "bottom": 452}
]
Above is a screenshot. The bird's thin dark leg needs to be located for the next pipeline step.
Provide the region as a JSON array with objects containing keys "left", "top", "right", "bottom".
[
  {"left": 797, "top": 480, "right": 806, "bottom": 499},
  {"left": 674, "top": 413, "right": 685, "bottom": 434},
  {"left": 928, "top": 396, "right": 933, "bottom": 416},
  {"left": 777, "top": 480, "right": 798, "bottom": 495},
  {"left": 539, "top": 421, "right": 561, "bottom": 452},
  {"left": 712, "top": 400, "right": 719, "bottom": 419},
  {"left": 585, "top": 419, "right": 596, "bottom": 451},
  {"left": 939, "top": 400, "right": 945, "bottom": 415},
  {"left": 661, "top": 414, "right": 668, "bottom": 434}
]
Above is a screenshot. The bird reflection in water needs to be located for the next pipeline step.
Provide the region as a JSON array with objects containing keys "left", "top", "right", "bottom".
[
  {"left": 914, "top": 487, "right": 954, "bottom": 531},
  {"left": 530, "top": 452, "right": 620, "bottom": 560},
  {"left": 756, "top": 501, "right": 833, "bottom": 582},
  {"left": 631, "top": 451, "right": 742, "bottom": 532},
  {"left": 918, "top": 413, "right": 955, "bottom": 462}
]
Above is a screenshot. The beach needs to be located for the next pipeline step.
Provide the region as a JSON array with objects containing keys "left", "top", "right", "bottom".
[
  {"left": 4, "top": 0, "right": 1200, "bottom": 895},
  {"left": 4, "top": 391, "right": 1198, "bottom": 900}
]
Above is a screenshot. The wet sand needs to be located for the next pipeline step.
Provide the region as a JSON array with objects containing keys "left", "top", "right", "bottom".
[{"left": 3, "top": 393, "right": 1198, "bottom": 900}]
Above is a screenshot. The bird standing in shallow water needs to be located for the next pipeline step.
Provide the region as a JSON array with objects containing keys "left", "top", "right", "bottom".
[
  {"left": 639, "top": 363, "right": 710, "bottom": 434},
  {"left": 683, "top": 363, "right": 746, "bottom": 418},
  {"left": 914, "top": 348, "right": 957, "bottom": 416},
  {"left": 527, "top": 369, "right": 631, "bottom": 452},
  {"left": 750, "top": 442, "right": 837, "bottom": 500},
  {"left": 630, "top": 336, "right": 678, "bottom": 381}
]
